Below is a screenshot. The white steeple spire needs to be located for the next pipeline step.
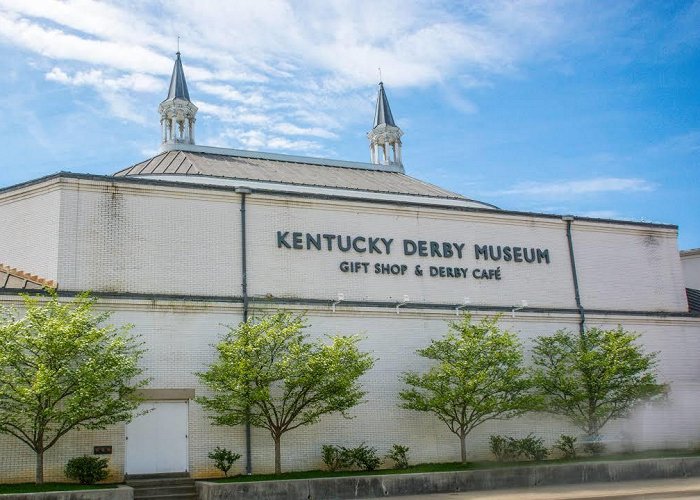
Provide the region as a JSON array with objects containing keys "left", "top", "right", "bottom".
[
  {"left": 367, "top": 81, "right": 403, "bottom": 167},
  {"left": 159, "top": 52, "right": 198, "bottom": 148}
]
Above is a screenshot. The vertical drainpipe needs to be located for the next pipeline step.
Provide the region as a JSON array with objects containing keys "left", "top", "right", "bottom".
[
  {"left": 563, "top": 216, "right": 585, "bottom": 335},
  {"left": 235, "top": 186, "right": 253, "bottom": 474}
]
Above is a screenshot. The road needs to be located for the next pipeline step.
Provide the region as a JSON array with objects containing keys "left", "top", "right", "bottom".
[{"left": 373, "top": 477, "right": 700, "bottom": 499}]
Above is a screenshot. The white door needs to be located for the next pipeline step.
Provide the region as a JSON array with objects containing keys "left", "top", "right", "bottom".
[{"left": 126, "top": 401, "right": 188, "bottom": 474}]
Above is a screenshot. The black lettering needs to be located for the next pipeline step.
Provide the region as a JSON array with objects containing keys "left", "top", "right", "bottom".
[
  {"left": 322, "top": 234, "right": 336, "bottom": 250},
  {"left": 277, "top": 231, "right": 291, "bottom": 249},
  {"left": 292, "top": 232, "right": 303, "bottom": 249},
  {"left": 475, "top": 245, "right": 488, "bottom": 260},
  {"left": 503, "top": 246, "right": 512, "bottom": 261},
  {"left": 524, "top": 247, "right": 535, "bottom": 263},
  {"left": 454, "top": 243, "right": 465, "bottom": 259},
  {"left": 446, "top": 267, "right": 454, "bottom": 277},
  {"left": 368, "top": 237, "right": 381, "bottom": 254},
  {"left": 340, "top": 261, "right": 350, "bottom": 272},
  {"left": 352, "top": 236, "right": 367, "bottom": 253},
  {"left": 488, "top": 245, "right": 502, "bottom": 261},
  {"left": 439, "top": 267, "right": 446, "bottom": 277},
  {"left": 306, "top": 233, "right": 321, "bottom": 250},
  {"left": 430, "top": 266, "right": 438, "bottom": 276},
  {"left": 537, "top": 249, "right": 550, "bottom": 264},
  {"left": 338, "top": 236, "right": 352, "bottom": 252},
  {"left": 430, "top": 241, "right": 442, "bottom": 257},
  {"left": 513, "top": 247, "right": 523, "bottom": 262},
  {"left": 400, "top": 265, "right": 408, "bottom": 275},
  {"left": 404, "top": 239, "right": 417, "bottom": 256},
  {"left": 442, "top": 243, "right": 453, "bottom": 258},
  {"left": 382, "top": 238, "right": 394, "bottom": 255},
  {"left": 374, "top": 263, "right": 381, "bottom": 274},
  {"left": 418, "top": 240, "right": 428, "bottom": 257}
]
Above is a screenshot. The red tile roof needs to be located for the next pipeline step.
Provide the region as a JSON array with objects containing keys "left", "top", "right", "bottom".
[{"left": 0, "top": 263, "right": 57, "bottom": 289}]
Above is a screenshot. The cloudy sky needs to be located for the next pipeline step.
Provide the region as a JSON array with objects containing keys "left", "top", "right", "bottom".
[{"left": 1, "top": 1, "right": 698, "bottom": 248}]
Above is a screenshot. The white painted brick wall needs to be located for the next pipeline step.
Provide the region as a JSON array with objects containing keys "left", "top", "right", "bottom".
[
  {"left": 681, "top": 252, "right": 700, "bottom": 289},
  {"left": 1, "top": 296, "right": 698, "bottom": 482},
  {"left": 0, "top": 184, "right": 61, "bottom": 281},
  {"left": 0, "top": 177, "right": 696, "bottom": 482},
  {"left": 21, "top": 178, "right": 685, "bottom": 313}
]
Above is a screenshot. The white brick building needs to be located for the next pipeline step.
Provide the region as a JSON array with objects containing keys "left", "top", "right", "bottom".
[{"left": 1, "top": 53, "right": 699, "bottom": 482}]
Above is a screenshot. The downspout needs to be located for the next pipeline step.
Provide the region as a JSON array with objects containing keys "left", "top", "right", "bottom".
[
  {"left": 235, "top": 186, "right": 253, "bottom": 474},
  {"left": 563, "top": 216, "right": 585, "bottom": 335}
]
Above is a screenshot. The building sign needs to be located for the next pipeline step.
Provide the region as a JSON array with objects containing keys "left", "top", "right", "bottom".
[{"left": 276, "top": 231, "right": 551, "bottom": 281}]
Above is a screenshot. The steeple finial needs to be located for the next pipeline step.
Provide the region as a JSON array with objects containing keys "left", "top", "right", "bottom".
[
  {"left": 368, "top": 81, "right": 403, "bottom": 168},
  {"left": 159, "top": 51, "right": 198, "bottom": 148}
]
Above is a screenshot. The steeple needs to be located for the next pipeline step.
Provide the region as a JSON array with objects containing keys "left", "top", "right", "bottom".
[
  {"left": 368, "top": 82, "right": 403, "bottom": 167},
  {"left": 159, "top": 52, "right": 197, "bottom": 147}
]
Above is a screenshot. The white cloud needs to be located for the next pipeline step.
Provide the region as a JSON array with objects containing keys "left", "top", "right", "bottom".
[
  {"left": 0, "top": 0, "right": 576, "bottom": 154},
  {"left": 495, "top": 177, "right": 656, "bottom": 198}
]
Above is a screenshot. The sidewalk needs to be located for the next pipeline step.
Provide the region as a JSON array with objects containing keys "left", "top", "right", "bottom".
[{"left": 382, "top": 477, "right": 700, "bottom": 499}]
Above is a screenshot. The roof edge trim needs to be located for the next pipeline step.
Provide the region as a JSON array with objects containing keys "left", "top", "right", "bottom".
[
  {"left": 0, "top": 172, "right": 680, "bottom": 231},
  {"left": 159, "top": 143, "right": 405, "bottom": 173}
]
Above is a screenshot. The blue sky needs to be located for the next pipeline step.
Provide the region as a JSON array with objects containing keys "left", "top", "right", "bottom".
[{"left": 0, "top": 1, "right": 698, "bottom": 248}]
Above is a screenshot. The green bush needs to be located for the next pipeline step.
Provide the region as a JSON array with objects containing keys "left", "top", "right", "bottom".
[
  {"left": 489, "top": 435, "right": 519, "bottom": 462},
  {"left": 64, "top": 456, "right": 109, "bottom": 484},
  {"left": 321, "top": 445, "right": 352, "bottom": 472},
  {"left": 348, "top": 443, "right": 382, "bottom": 471},
  {"left": 554, "top": 434, "right": 577, "bottom": 459},
  {"left": 386, "top": 444, "right": 410, "bottom": 469},
  {"left": 208, "top": 447, "right": 241, "bottom": 477},
  {"left": 517, "top": 434, "right": 549, "bottom": 461},
  {"left": 490, "top": 434, "right": 548, "bottom": 461}
]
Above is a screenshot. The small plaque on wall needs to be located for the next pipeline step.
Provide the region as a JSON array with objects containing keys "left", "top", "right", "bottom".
[{"left": 94, "top": 446, "right": 112, "bottom": 455}]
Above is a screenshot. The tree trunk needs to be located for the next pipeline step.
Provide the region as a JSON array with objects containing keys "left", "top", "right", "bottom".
[
  {"left": 274, "top": 434, "right": 282, "bottom": 474},
  {"left": 459, "top": 434, "right": 467, "bottom": 463},
  {"left": 36, "top": 449, "right": 44, "bottom": 485}
]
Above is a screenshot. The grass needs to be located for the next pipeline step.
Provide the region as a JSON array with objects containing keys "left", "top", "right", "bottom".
[
  {"left": 208, "top": 448, "right": 700, "bottom": 483},
  {"left": 0, "top": 483, "right": 116, "bottom": 494}
]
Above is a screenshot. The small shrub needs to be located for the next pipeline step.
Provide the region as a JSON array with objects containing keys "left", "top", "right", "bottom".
[
  {"left": 489, "top": 435, "right": 520, "bottom": 462},
  {"left": 64, "top": 456, "right": 109, "bottom": 485},
  {"left": 322, "top": 445, "right": 352, "bottom": 472},
  {"left": 554, "top": 434, "right": 577, "bottom": 459},
  {"left": 516, "top": 433, "right": 549, "bottom": 461},
  {"left": 582, "top": 435, "right": 605, "bottom": 455},
  {"left": 208, "top": 447, "right": 241, "bottom": 477},
  {"left": 386, "top": 444, "right": 410, "bottom": 469},
  {"left": 348, "top": 443, "right": 382, "bottom": 471}
]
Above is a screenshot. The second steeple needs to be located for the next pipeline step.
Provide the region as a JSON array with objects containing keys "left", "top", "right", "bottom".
[
  {"left": 368, "top": 82, "right": 403, "bottom": 167},
  {"left": 159, "top": 52, "right": 198, "bottom": 147}
]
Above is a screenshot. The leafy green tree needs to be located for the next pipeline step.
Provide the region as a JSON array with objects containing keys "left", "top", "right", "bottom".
[
  {"left": 531, "top": 326, "right": 666, "bottom": 448},
  {"left": 399, "top": 314, "right": 537, "bottom": 463},
  {"left": 197, "top": 311, "right": 374, "bottom": 474},
  {"left": 0, "top": 292, "right": 147, "bottom": 484}
]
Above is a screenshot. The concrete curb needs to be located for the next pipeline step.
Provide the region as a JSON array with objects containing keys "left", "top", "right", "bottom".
[
  {"left": 0, "top": 485, "right": 133, "bottom": 500},
  {"left": 195, "top": 456, "right": 700, "bottom": 500}
]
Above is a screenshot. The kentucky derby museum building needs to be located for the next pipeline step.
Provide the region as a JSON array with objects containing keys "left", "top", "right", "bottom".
[{"left": 1, "top": 53, "right": 699, "bottom": 482}]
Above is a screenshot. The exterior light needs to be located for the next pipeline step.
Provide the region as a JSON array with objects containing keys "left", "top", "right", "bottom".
[
  {"left": 455, "top": 297, "right": 471, "bottom": 316},
  {"left": 332, "top": 293, "right": 345, "bottom": 313},
  {"left": 512, "top": 299, "right": 528, "bottom": 318},
  {"left": 396, "top": 295, "right": 410, "bottom": 314}
]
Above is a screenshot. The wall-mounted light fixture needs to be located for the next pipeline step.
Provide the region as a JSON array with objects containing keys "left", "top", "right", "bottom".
[
  {"left": 396, "top": 294, "right": 410, "bottom": 314},
  {"left": 332, "top": 292, "right": 345, "bottom": 313},
  {"left": 512, "top": 299, "right": 528, "bottom": 318},
  {"left": 455, "top": 296, "right": 471, "bottom": 316}
]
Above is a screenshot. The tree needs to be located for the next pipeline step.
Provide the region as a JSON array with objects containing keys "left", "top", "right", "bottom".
[
  {"left": 531, "top": 326, "right": 666, "bottom": 449},
  {"left": 0, "top": 291, "right": 147, "bottom": 484},
  {"left": 196, "top": 311, "right": 374, "bottom": 474},
  {"left": 399, "top": 314, "right": 537, "bottom": 463}
]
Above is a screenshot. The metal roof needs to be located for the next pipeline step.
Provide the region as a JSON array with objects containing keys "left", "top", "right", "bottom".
[
  {"left": 165, "top": 52, "right": 190, "bottom": 101},
  {"left": 114, "top": 149, "right": 470, "bottom": 200},
  {"left": 373, "top": 82, "right": 396, "bottom": 128}
]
